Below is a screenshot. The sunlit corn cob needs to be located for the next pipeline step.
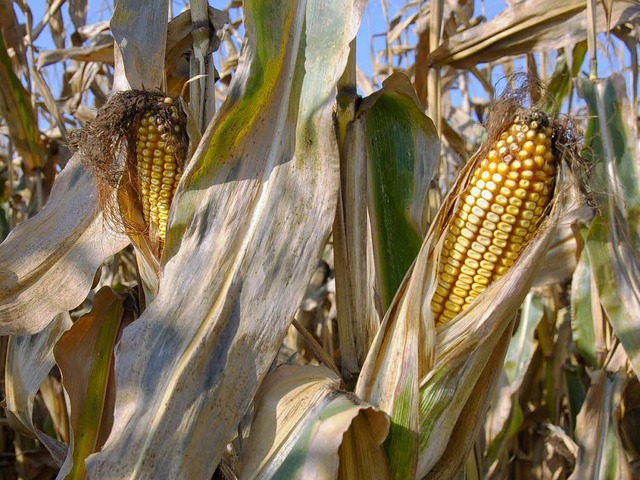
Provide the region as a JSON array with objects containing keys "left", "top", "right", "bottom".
[
  {"left": 134, "top": 97, "right": 184, "bottom": 244},
  {"left": 431, "top": 110, "right": 556, "bottom": 324}
]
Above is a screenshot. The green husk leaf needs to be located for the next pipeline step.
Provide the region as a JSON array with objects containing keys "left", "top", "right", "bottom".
[
  {"left": 363, "top": 73, "right": 439, "bottom": 311},
  {"left": 334, "top": 72, "right": 438, "bottom": 390},
  {"left": 347, "top": 73, "right": 438, "bottom": 480}
]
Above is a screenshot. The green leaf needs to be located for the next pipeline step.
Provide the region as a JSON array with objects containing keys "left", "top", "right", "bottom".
[
  {"left": 570, "top": 224, "right": 598, "bottom": 368},
  {"left": 352, "top": 74, "right": 439, "bottom": 477},
  {"left": 363, "top": 73, "right": 439, "bottom": 311},
  {"left": 585, "top": 216, "right": 640, "bottom": 376},
  {"left": 504, "top": 292, "right": 544, "bottom": 385},
  {"left": 565, "top": 364, "right": 587, "bottom": 430},
  {"left": 579, "top": 75, "right": 640, "bottom": 377},
  {"left": 543, "top": 41, "right": 587, "bottom": 115},
  {"left": 580, "top": 76, "right": 640, "bottom": 243}
]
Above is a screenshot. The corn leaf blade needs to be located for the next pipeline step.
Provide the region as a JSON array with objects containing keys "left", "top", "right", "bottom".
[
  {"left": 240, "top": 365, "right": 389, "bottom": 480},
  {"left": 429, "top": 0, "right": 640, "bottom": 69},
  {"left": 109, "top": 0, "right": 168, "bottom": 91},
  {"left": 570, "top": 370, "right": 633, "bottom": 480},
  {"left": 571, "top": 224, "right": 599, "bottom": 369},
  {"left": 0, "top": 30, "right": 42, "bottom": 171},
  {"left": 85, "top": 1, "right": 364, "bottom": 478},
  {"left": 580, "top": 75, "right": 640, "bottom": 377},
  {"left": 0, "top": 157, "right": 129, "bottom": 334}
]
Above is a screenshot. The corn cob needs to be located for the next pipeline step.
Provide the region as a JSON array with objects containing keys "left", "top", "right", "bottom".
[
  {"left": 134, "top": 97, "right": 184, "bottom": 245},
  {"left": 431, "top": 110, "right": 556, "bottom": 324}
]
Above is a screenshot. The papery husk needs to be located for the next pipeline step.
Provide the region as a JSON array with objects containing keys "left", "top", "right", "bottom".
[
  {"left": 416, "top": 155, "right": 582, "bottom": 478},
  {"left": 0, "top": 157, "right": 129, "bottom": 334},
  {"left": 355, "top": 96, "right": 585, "bottom": 478}
]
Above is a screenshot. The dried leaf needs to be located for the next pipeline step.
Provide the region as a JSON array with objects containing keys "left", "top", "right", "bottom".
[
  {"left": 338, "top": 412, "right": 391, "bottom": 480},
  {"left": 109, "top": 0, "right": 168, "bottom": 91},
  {"left": 0, "top": 30, "right": 42, "bottom": 171},
  {"left": 240, "top": 365, "right": 389, "bottom": 479},
  {"left": 570, "top": 370, "right": 632, "bottom": 480},
  {"left": 85, "top": 2, "right": 365, "bottom": 478},
  {"left": 0, "top": 157, "right": 129, "bottom": 334},
  {"left": 69, "top": 0, "right": 88, "bottom": 31},
  {"left": 580, "top": 75, "right": 640, "bottom": 377},
  {"left": 4, "top": 312, "right": 72, "bottom": 465},
  {"left": 429, "top": 0, "right": 640, "bottom": 69},
  {"left": 37, "top": 42, "right": 114, "bottom": 69}
]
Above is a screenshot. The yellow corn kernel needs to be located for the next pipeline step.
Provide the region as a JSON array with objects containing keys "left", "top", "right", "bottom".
[
  {"left": 432, "top": 111, "right": 556, "bottom": 324},
  {"left": 136, "top": 105, "right": 185, "bottom": 245}
]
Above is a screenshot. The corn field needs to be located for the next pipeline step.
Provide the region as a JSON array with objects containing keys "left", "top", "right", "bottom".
[{"left": 0, "top": 0, "right": 639, "bottom": 479}]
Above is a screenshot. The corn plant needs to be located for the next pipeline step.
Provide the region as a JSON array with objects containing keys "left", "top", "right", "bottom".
[{"left": 1, "top": 1, "right": 639, "bottom": 479}]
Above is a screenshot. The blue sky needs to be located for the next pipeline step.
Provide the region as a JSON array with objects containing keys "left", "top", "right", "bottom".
[
  {"left": 23, "top": 0, "right": 507, "bottom": 80},
  {"left": 16, "top": 0, "right": 629, "bottom": 114}
]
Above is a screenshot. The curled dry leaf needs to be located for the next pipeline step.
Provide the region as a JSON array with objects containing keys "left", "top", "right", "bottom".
[
  {"left": 240, "top": 365, "right": 389, "bottom": 480},
  {"left": 429, "top": 0, "right": 640, "bottom": 69},
  {"left": 0, "top": 31, "right": 43, "bottom": 172},
  {"left": 0, "top": 157, "right": 129, "bottom": 334},
  {"left": 570, "top": 370, "right": 632, "bottom": 480}
]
